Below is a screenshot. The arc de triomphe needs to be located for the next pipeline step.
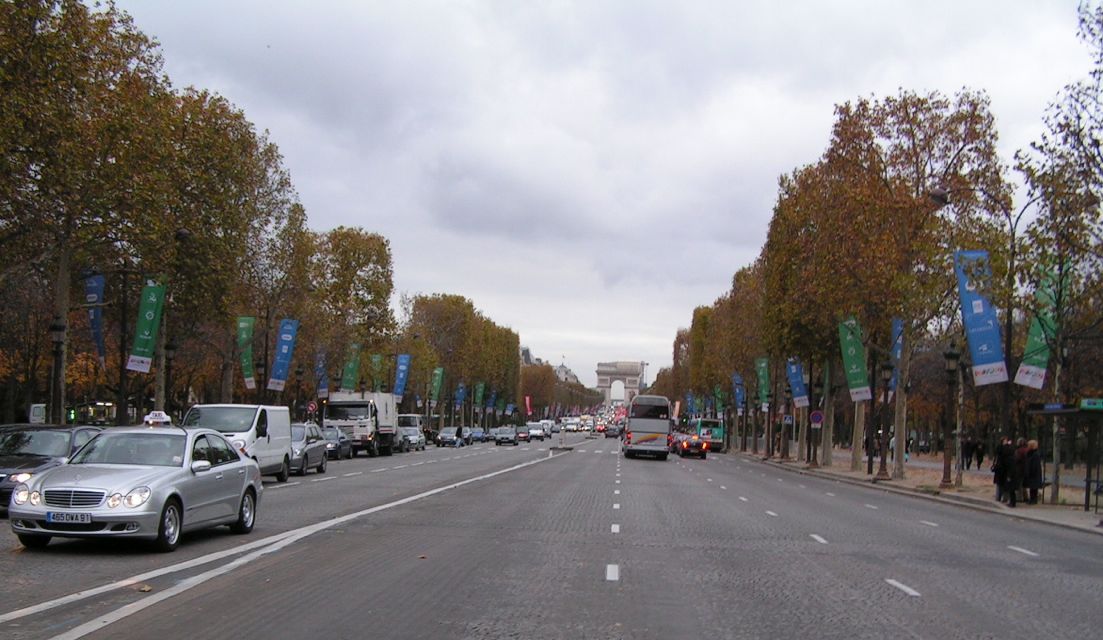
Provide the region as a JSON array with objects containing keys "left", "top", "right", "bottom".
[{"left": 596, "top": 361, "right": 644, "bottom": 405}]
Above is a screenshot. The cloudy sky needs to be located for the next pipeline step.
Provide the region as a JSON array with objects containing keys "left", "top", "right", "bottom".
[{"left": 117, "top": 0, "right": 1091, "bottom": 388}]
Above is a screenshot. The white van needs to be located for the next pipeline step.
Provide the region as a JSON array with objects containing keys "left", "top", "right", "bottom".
[
  {"left": 623, "top": 395, "right": 672, "bottom": 460},
  {"left": 182, "top": 404, "right": 293, "bottom": 482}
]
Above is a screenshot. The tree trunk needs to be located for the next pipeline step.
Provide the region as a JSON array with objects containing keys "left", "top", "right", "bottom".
[
  {"left": 220, "top": 331, "right": 235, "bottom": 402},
  {"left": 851, "top": 401, "right": 865, "bottom": 471},
  {"left": 893, "top": 334, "right": 911, "bottom": 479},
  {"left": 52, "top": 243, "right": 72, "bottom": 424},
  {"left": 823, "top": 358, "right": 834, "bottom": 467}
]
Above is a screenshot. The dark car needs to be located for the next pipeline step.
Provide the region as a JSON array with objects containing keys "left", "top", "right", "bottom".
[
  {"left": 675, "top": 433, "right": 709, "bottom": 459},
  {"left": 470, "top": 428, "right": 487, "bottom": 443},
  {"left": 436, "top": 426, "right": 465, "bottom": 447},
  {"left": 0, "top": 424, "right": 102, "bottom": 513},
  {"left": 322, "top": 426, "right": 352, "bottom": 460},
  {"left": 604, "top": 424, "right": 622, "bottom": 438},
  {"left": 290, "top": 423, "right": 327, "bottom": 475}
]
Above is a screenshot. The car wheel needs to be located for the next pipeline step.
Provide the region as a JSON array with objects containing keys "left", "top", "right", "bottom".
[
  {"left": 318, "top": 454, "right": 327, "bottom": 474},
  {"left": 17, "top": 534, "right": 51, "bottom": 549},
  {"left": 229, "top": 490, "right": 256, "bottom": 534},
  {"left": 276, "top": 458, "right": 290, "bottom": 483},
  {"left": 345, "top": 447, "right": 353, "bottom": 459},
  {"left": 153, "top": 499, "right": 182, "bottom": 552},
  {"left": 297, "top": 457, "right": 309, "bottom": 476},
  {"left": 701, "top": 453, "right": 707, "bottom": 460}
]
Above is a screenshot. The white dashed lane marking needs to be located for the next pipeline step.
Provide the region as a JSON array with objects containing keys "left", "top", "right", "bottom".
[
  {"left": 267, "top": 482, "right": 300, "bottom": 490},
  {"left": 864, "top": 504, "right": 879, "bottom": 510},
  {"left": 370, "top": 468, "right": 387, "bottom": 473},
  {"left": 810, "top": 534, "right": 828, "bottom": 544},
  {"left": 920, "top": 520, "right": 939, "bottom": 528},
  {"left": 613, "top": 503, "right": 621, "bottom": 509},
  {"left": 739, "top": 497, "right": 748, "bottom": 502},
  {"left": 1008, "top": 546, "right": 1039, "bottom": 557},
  {"left": 611, "top": 524, "right": 620, "bottom": 534},
  {"left": 766, "top": 511, "right": 778, "bottom": 517},
  {"left": 606, "top": 564, "right": 620, "bottom": 581},
  {"left": 614, "top": 490, "right": 620, "bottom": 495},
  {"left": 886, "top": 579, "right": 921, "bottom": 597},
  {"left": 342, "top": 472, "right": 362, "bottom": 477},
  {"left": 310, "top": 476, "right": 336, "bottom": 483},
  {"left": 826, "top": 492, "right": 836, "bottom": 497}
]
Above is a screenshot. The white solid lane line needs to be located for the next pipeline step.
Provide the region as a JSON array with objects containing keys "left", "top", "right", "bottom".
[
  {"left": 810, "top": 534, "right": 828, "bottom": 544},
  {"left": 920, "top": 520, "right": 939, "bottom": 527},
  {"left": 885, "top": 579, "right": 921, "bottom": 597},
  {"left": 1008, "top": 545, "right": 1039, "bottom": 557},
  {"left": 606, "top": 564, "right": 620, "bottom": 581},
  {"left": 611, "top": 524, "right": 620, "bottom": 534},
  {"left": 766, "top": 510, "right": 778, "bottom": 517}
]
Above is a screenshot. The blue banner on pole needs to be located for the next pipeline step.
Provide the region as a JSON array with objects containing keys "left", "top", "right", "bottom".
[
  {"left": 314, "top": 350, "right": 328, "bottom": 399},
  {"left": 266, "top": 319, "right": 300, "bottom": 392},
  {"left": 889, "top": 317, "right": 904, "bottom": 393},
  {"left": 732, "top": 373, "right": 745, "bottom": 412},
  {"left": 954, "top": 250, "right": 1008, "bottom": 386},
  {"left": 487, "top": 390, "right": 497, "bottom": 410},
  {"left": 454, "top": 382, "right": 466, "bottom": 407},
  {"left": 84, "top": 275, "right": 106, "bottom": 367},
  {"left": 786, "top": 359, "right": 809, "bottom": 408},
  {"left": 505, "top": 403, "right": 515, "bottom": 416},
  {"left": 393, "top": 354, "right": 412, "bottom": 399}
]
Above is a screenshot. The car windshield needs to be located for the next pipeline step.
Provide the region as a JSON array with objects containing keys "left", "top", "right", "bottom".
[
  {"left": 70, "top": 432, "right": 185, "bottom": 467},
  {"left": 326, "top": 404, "right": 372, "bottom": 420},
  {"left": 397, "top": 416, "right": 420, "bottom": 427},
  {"left": 323, "top": 428, "right": 341, "bottom": 441},
  {"left": 0, "top": 429, "right": 70, "bottom": 457},
  {"left": 631, "top": 402, "right": 669, "bottom": 419},
  {"left": 399, "top": 427, "right": 420, "bottom": 437},
  {"left": 181, "top": 407, "right": 256, "bottom": 433},
  {"left": 292, "top": 425, "right": 306, "bottom": 441}
]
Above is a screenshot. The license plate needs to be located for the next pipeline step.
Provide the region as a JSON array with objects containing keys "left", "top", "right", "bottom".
[{"left": 46, "top": 512, "right": 92, "bottom": 524}]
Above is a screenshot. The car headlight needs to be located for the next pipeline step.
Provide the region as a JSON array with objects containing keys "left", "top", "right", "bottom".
[
  {"left": 106, "top": 493, "right": 123, "bottom": 509},
  {"left": 124, "top": 487, "right": 151, "bottom": 508},
  {"left": 293, "top": 448, "right": 302, "bottom": 457},
  {"left": 10, "top": 472, "right": 32, "bottom": 483},
  {"left": 326, "top": 442, "right": 336, "bottom": 449},
  {"left": 232, "top": 439, "right": 246, "bottom": 451},
  {"left": 13, "top": 484, "right": 30, "bottom": 505}
]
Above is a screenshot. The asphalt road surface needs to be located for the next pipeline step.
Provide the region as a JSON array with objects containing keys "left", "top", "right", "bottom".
[{"left": 2, "top": 433, "right": 1101, "bottom": 639}]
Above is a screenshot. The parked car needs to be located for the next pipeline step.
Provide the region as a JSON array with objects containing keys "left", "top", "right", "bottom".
[
  {"left": 291, "top": 423, "right": 328, "bottom": 475},
  {"left": 182, "top": 404, "right": 293, "bottom": 482},
  {"left": 470, "top": 428, "right": 487, "bottom": 443},
  {"left": 9, "top": 426, "right": 263, "bottom": 551},
  {"left": 494, "top": 426, "right": 518, "bottom": 446},
  {"left": 0, "top": 424, "right": 102, "bottom": 513},
  {"left": 399, "top": 426, "right": 427, "bottom": 451},
  {"left": 322, "top": 426, "right": 352, "bottom": 460}
]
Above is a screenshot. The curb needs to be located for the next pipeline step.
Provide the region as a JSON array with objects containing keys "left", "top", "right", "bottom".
[{"left": 729, "top": 452, "right": 1103, "bottom": 538}]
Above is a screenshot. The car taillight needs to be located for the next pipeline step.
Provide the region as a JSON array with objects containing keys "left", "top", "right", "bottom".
[
  {"left": 667, "top": 434, "right": 674, "bottom": 447},
  {"left": 625, "top": 432, "right": 632, "bottom": 444},
  {"left": 703, "top": 442, "right": 709, "bottom": 450},
  {"left": 682, "top": 441, "right": 688, "bottom": 449}
]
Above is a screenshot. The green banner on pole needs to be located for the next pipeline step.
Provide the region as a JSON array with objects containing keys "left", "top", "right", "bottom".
[
  {"left": 755, "top": 358, "right": 769, "bottom": 409},
  {"left": 1015, "top": 274, "right": 1058, "bottom": 390},
  {"left": 237, "top": 317, "right": 256, "bottom": 390},
  {"left": 474, "top": 382, "right": 485, "bottom": 408},
  {"left": 341, "top": 344, "right": 361, "bottom": 391},
  {"left": 126, "top": 283, "right": 166, "bottom": 373},
  {"left": 370, "top": 353, "right": 383, "bottom": 391},
  {"left": 839, "top": 316, "right": 872, "bottom": 402},
  {"left": 430, "top": 367, "right": 445, "bottom": 404}
]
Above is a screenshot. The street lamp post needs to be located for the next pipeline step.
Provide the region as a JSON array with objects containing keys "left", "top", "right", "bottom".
[
  {"left": 941, "top": 341, "right": 960, "bottom": 489},
  {"left": 780, "top": 386, "right": 791, "bottom": 461},
  {"left": 49, "top": 319, "right": 66, "bottom": 424},
  {"left": 763, "top": 392, "right": 773, "bottom": 458},
  {"left": 164, "top": 340, "right": 177, "bottom": 420},
  {"left": 810, "top": 379, "right": 824, "bottom": 468},
  {"left": 294, "top": 365, "right": 304, "bottom": 419},
  {"left": 875, "top": 361, "right": 893, "bottom": 481}
]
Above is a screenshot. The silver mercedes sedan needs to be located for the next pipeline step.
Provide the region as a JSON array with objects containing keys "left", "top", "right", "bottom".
[{"left": 8, "top": 426, "right": 263, "bottom": 552}]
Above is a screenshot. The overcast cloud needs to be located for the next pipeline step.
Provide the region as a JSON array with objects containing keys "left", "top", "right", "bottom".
[{"left": 116, "top": 0, "right": 1090, "bottom": 387}]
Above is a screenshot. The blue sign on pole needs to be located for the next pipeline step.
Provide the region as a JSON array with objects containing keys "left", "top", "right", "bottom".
[
  {"left": 393, "top": 354, "right": 412, "bottom": 399},
  {"left": 266, "top": 319, "right": 300, "bottom": 392},
  {"left": 889, "top": 317, "right": 904, "bottom": 393},
  {"left": 454, "top": 382, "right": 466, "bottom": 407},
  {"left": 84, "top": 275, "right": 106, "bottom": 367},
  {"left": 786, "top": 359, "right": 809, "bottom": 408},
  {"left": 486, "top": 390, "right": 497, "bottom": 410},
  {"left": 314, "top": 350, "right": 328, "bottom": 399},
  {"left": 954, "top": 250, "right": 1008, "bottom": 386},
  {"left": 732, "top": 373, "right": 745, "bottom": 411}
]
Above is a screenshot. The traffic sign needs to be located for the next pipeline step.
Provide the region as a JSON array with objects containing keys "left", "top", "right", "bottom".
[
  {"left": 810, "top": 410, "right": 824, "bottom": 424},
  {"left": 307, "top": 400, "right": 318, "bottom": 413},
  {"left": 783, "top": 415, "right": 794, "bottom": 425},
  {"left": 1081, "top": 398, "right": 1103, "bottom": 411}
]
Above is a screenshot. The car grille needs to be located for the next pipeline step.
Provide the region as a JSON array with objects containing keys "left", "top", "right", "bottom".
[
  {"left": 36, "top": 521, "right": 107, "bottom": 533},
  {"left": 43, "top": 489, "right": 106, "bottom": 508}
]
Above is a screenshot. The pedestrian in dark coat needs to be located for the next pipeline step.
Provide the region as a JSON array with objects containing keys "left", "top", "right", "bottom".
[
  {"left": 1025, "top": 439, "right": 1044, "bottom": 504},
  {"left": 963, "top": 437, "right": 976, "bottom": 470},
  {"left": 993, "top": 437, "right": 1012, "bottom": 504},
  {"left": 975, "top": 440, "right": 986, "bottom": 469}
]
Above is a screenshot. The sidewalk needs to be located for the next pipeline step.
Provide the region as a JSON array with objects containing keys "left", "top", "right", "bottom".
[{"left": 728, "top": 447, "right": 1103, "bottom": 537}]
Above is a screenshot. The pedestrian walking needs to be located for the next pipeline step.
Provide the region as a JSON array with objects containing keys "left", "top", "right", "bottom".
[
  {"left": 1025, "top": 439, "right": 1044, "bottom": 505},
  {"left": 1014, "top": 438, "right": 1029, "bottom": 504},
  {"left": 975, "top": 439, "right": 986, "bottom": 469},
  {"left": 963, "top": 437, "right": 976, "bottom": 470},
  {"left": 993, "top": 436, "right": 1012, "bottom": 504}
]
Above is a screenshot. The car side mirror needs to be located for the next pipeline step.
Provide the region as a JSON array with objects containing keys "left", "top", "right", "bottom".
[{"left": 191, "top": 460, "right": 212, "bottom": 473}]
